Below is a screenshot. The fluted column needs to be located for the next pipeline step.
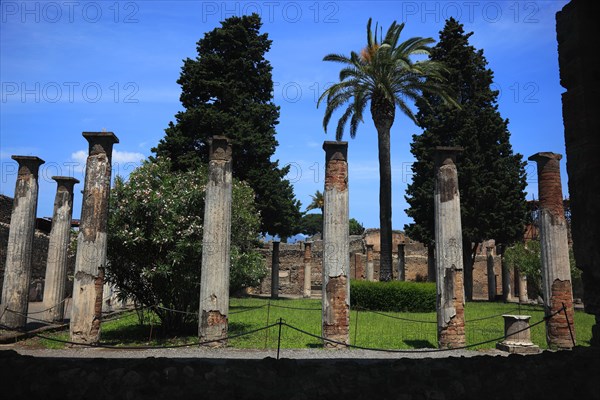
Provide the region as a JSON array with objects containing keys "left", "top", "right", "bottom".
[
  {"left": 529, "top": 152, "right": 576, "bottom": 349},
  {"left": 0, "top": 156, "right": 44, "bottom": 329},
  {"left": 70, "top": 132, "right": 118, "bottom": 344},
  {"left": 42, "top": 176, "right": 79, "bottom": 323},
  {"left": 322, "top": 141, "right": 349, "bottom": 348},
  {"left": 199, "top": 136, "right": 232, "bottom": 345},
  {"left": 434, "top": 147, "right": 466, "bottom": 349}
]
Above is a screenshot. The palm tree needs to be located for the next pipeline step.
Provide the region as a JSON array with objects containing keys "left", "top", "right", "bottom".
[
  {"left": 306, "top": 190, "right": 325, "bottom": 213},
  {"left": 318, "top": 18, "right": 457, "bottom": 281}
]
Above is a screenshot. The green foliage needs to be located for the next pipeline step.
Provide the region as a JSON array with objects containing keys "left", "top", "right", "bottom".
[
  {"left": 405, "top": 18, "right": 527, "bottom": 260},
  {"left": 349, "top": 218, "right": 365, "bottom": 235},
  {"left": 503, "top": 240, "right": 582, "bottom": 297},
  {"left": 298, "top": 213, "right": 322, "bottom": 236},
  {"left": 106, "top": 157, "right": 264, "bottom": 332},
  {"left": 350, "top": 280, "right": 436, "bottom": 312},
  {"left": 318, "top": 18, "right": 456, "bottom": 281},
  {"left": 152, "top": 13, "right": 301, "bottom": 238},
  {"left": 305, "top": 190, "right": 324, "bottom": 213}
]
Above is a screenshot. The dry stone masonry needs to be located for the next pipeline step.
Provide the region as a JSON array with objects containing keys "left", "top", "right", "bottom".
[
  {"left": 70, "top": 132, "right": 119, "bottom": 344},
  {"left": 322, "top": 141, "right": 350, "bottom": 348},
  {"left": 434, "top": 147, "right": 466, "bottom": 349},
  {"left": 42, "top": 176, "right": 79, "bottom": 323},
  {"left": 529, "top": 152, "right": 576, "bottom": 349},
  {"left": 199, "top": 136, "right": 233, "bottom": 345},
  {"left": 0, "top": 156, "right": 44, "bottom": 329}
]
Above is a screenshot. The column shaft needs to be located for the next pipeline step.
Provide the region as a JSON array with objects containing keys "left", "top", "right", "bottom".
[
  {"left": 398, "top": 243, "right": 406, "bottom": 281},
  {"left": 0, "top": 156, "right": 44, "bottom": 329},
  {"left": 365, "top": 244, "right": 374, "bottom": 281},
  {"left": 303, "top": 242, "right": 312, "bottom": 298},
  {"left": 322, "top": 141, "right": 349, "bottom": 347},
  {"left": 434, "top": 147, "right": 466, "bottom": 349},
  {"left": 70, "top": 132, "right": 118, "bottom": 344},
  {"left": 271, "top": 241, "right": 280, "bottom": 300},
  {"left": 199, "top": 136, "right": 232, "bottom": 345},
  {"left": 529, "top": 152, "right": 576, "bottom": 348},
  {"left": 42, "top": 176, "right": 78, "bottom": 323}
]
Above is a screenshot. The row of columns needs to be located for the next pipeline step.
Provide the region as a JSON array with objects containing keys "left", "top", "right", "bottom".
[{"left": 1, "top": 135, "right": 576, "bottom": 350}]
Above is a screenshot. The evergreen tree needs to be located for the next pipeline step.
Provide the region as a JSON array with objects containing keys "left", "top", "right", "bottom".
[
  {"left": 404, "top": 18, "right": 528, "bottom": 300},
  {"left": 153, "top": 14, "right": 301, "bottom": 238}
]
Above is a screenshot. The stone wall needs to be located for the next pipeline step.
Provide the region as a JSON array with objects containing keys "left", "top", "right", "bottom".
[
  {"left": 257, "top": 232, "right": 506, "bottom": 300},
  {"left": 0, "top": 348, "right": 598, "bottom": 399}
]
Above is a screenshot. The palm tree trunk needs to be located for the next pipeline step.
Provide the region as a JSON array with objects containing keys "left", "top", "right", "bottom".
[{"left": 371, "top": 95, "right": 395, "bottom": 281}]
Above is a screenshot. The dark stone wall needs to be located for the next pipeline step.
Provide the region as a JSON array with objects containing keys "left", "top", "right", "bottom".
[
  {"left": 557, "top": 0, "right": 600, "bottom": 346},
  {"left": 1, "top": 348, "right": 598, "bottom": 399}
]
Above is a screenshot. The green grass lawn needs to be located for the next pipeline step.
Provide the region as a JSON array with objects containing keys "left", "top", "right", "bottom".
[{"left": 28, "top": 298, "right": 594, "bottom": 350}]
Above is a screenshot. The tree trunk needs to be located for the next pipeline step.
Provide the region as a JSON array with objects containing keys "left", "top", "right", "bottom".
[{"left": 371, "top": 95, "right": 395, "bottom": 282}]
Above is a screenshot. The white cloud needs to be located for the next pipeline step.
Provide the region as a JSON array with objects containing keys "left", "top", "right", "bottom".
[
  {"left": 70, "top": 149, "right": 145, "bottom": 174},
  {"left": 112, "top": 150, "right": 145, "bottom": 164}
]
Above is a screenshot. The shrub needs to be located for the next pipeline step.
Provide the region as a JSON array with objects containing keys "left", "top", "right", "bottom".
[{"left": 350, "top": 280, "right": 436, "bottom": 312}]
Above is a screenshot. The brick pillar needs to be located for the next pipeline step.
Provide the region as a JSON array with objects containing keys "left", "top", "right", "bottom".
[
  {"left": 557, "top": 0, "right": 600, "bottom": 347},
  {"left": 529, "top": 152, "right": 576, "bottom": 349},
  {"left": 271, "top": 241, "right": 280, "bottom": 300},
  {"left": 434, "top": 147, "right": 466, "bottom": 349},
  {"left": 70, "top": 132, "right": 118, "bottom": 344},
  {"left": 365, "top": 244, "right": 374, "bottom": 281},
  {"left": 199, "top": 136, "right": 232, "bottom": 345},
  {"left": 42, "top": 176, "right": 79, "bottom": 323},
  {"left": 322, "top": 141, "right": 349, "bottom": 348},
  {"left": 398, "top": 243, "right": 406, "bottom": 281},
  {"left": 303, "top": 241, "right": 313, "bottom": 298},
  {"left": 0, "top": 156, "right": 44, "bottom": 329},
  {"left": 486, "top": 246, "right": 496, "bottom": 301}
]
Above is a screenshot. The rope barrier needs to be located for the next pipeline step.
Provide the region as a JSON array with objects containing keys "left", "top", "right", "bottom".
[
  {"left": 365, "top": 309, "right": 437, "bottom": 324},
  {"left": 25, "top": 299, "right": 67, "bottom": 315}
]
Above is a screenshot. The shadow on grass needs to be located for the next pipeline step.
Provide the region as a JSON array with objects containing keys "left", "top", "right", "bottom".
[{"left": 404, "top": 339, "right": 436, "bottom": 349}]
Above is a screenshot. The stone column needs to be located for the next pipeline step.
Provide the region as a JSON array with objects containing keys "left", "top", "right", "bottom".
[
  {"left": 199, "top": 137, "right": 233, "bottom": 345},
  {"left": 398, "top": 243, "right": 406, "bottom": 281},
  {"left": 303, "top": 241, "right": 313, "bottom": 298},
  {"left": 496, "top": 315, "right": 540, "bottom": 354},
  {"left": 70, "top": 132, "right": 118, "bottom": 344},
  {"left": 486, "top": 246, "right": 496, "bottom": 301},
  {"left": 0, "top": 156, "right": 44, "bottom": 329},
  {"left": 322, "top": 141, "right": 349, "bottom": 348},
  {"left": 365, "top": 244, "right": 374, "bottom": 281},
  {"left": 271, "top": 241, "right": 280, "bottom": 300},
  {"left": 516, "top": 268, "right": 528, "bottom": 303},
  {"left": 434, "top": 147, "right": 466, "bottom": 349},
  {"left": 427, "top": 244, "right": 436, "bottom": 282},
  {"left": 529, "top": 152, "right": 576, "bottom": 349},
  {"left": 42, "top": 176, "right": 79, "bottom": 323},
  {"left": 501, "top": 244, "right": 513, "bottom": 302}
]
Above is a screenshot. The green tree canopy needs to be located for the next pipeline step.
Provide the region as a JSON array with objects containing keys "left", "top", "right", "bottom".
[
  {"left": 106, "top": 158, "right": 266, "bottom": 332},
  {"left": 318, "top": 18, "right": 456, "bottom": 281},
  {"left": 404, "top": 18, "right": 528, "bottom": 299},
  {"left": 152, "top": 13, "right": 301, "bottom": 238}
]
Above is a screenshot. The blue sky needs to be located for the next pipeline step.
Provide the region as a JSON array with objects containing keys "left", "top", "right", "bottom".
[{"left": 1, "top": 0, "right": 569, "bottom": 232}]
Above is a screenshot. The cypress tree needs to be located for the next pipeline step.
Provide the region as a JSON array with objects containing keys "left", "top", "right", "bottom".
[
  {"left": 153, "top": 14, "right": 301, "bottom": 238},
  {"left": 405, "top": 18, "right": 528, "bottom": 300}
]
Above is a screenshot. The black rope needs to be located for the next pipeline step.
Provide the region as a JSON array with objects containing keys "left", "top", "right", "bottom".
[
  {"left": 268, "top": 304, "right": 321, "bottom": 311},
  {"left": 25, "top": 299, "right": 68, "bottom": 315},
  {"left": 366, "top": 309, "right": 437, "bottom": 324},
  {"left": 229, "top": 305, "right": 267, "bottom": 315}
]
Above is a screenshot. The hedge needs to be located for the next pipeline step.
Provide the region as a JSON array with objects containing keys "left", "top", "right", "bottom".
[{"left": 350, "top": 280, "right": 436, "bottom": 312}]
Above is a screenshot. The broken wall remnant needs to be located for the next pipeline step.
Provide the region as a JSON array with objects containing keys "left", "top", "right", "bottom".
[
  {"left": 322, "top": 141, "right": 350, "bottom": 348},
  {"left": 434, "top": 147, "right": 466, "bottom": 349},
  {"left": 0, "top": 156, "right": 45, "bottom": 329},
  {"left": 42, "top": 176, "right": 79, "bottom": 323},
  {"left": 70, "top": 132, "right": 118, "bottom": 344},
  {"left": 529, "top": 152, "right": 576, "bottom": 349},
  {"left": 199, "top": 136, "right": 232, "bottom": 345}
]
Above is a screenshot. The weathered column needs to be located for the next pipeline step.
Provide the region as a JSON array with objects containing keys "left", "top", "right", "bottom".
[
  {"left": 516, "top": 268, "right": 528, "bottom": 303},
  {"left": 398, "top": 243, "right": 406, "bottom": 281},
  {"left": 486, "top": 246, "right": 496, "bottom": 301},
  {"left": 70, "top": 132, "right": 118, "bottom": 344},
  {"left": 427, "top": 245, "right": 436, "bottom": 282},
  {"left": 529, "top": 152, "right": 576, "bottom": 349},
  {"left": 322, "top": 141, "right": 349, "bottom": 348},
  {"left": 303, "top": 241, "right": 313, "bottom": 298},
  {"left": 271, "top": 241, "right": 280, "bottom": 300},
  {"left": 0, "top": 156, "right": 44, "bottom": 329},
  {"left": 365, "top": 244, "right": 374, "bottom": 281},
  {"left": 501, "top": 244, "right": 513, "bottom": 302},
  {"left": 496, "top": 315, "right": 540, "bottom": 354},
  {"left": 42, "top": 176, "right": 79, "bottom": 323},
  {"left": 199, "top": 137, "right": 233, "bottom": 345},
  {"left": 434, "top": 147, "right": 466, "bottom": 349}
]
